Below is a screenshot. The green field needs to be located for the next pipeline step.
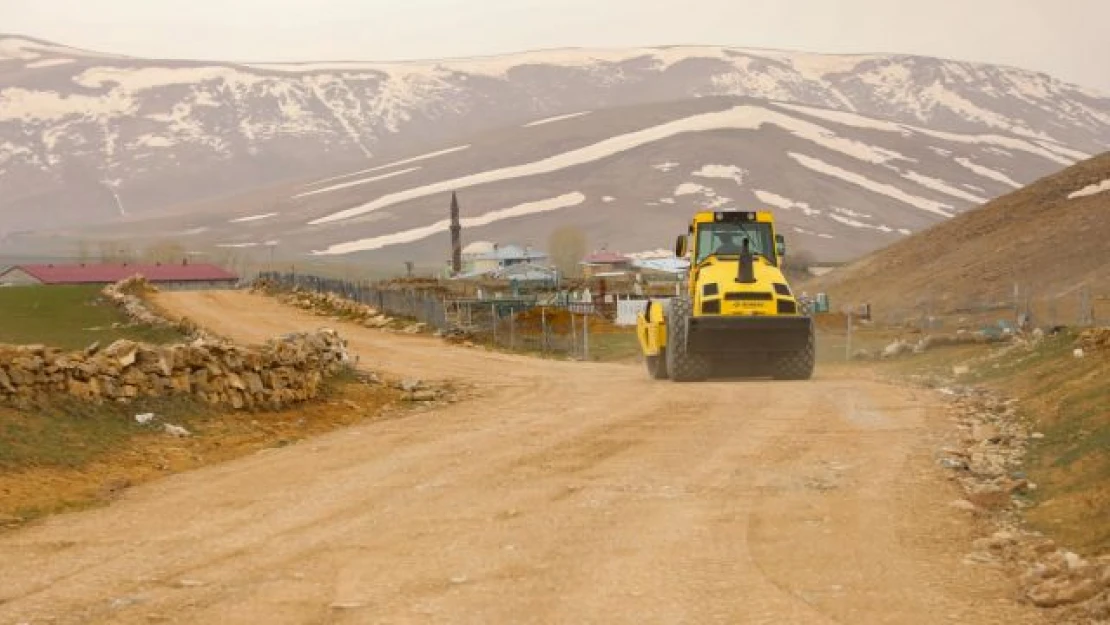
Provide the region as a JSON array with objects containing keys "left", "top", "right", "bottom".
[{"left": 0, "top": 285, "right": 184, "bottom": 350}]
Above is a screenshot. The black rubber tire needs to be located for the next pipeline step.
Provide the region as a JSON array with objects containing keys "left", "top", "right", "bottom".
[
  {"left": 645, "top": 352, "right": 669, "bottom": 379},
  {"left": 772, "top": 319, "right": 816, "bottom": 380},
  {"left": 665, "top": 297, "right": 711, "bottom": 382}
]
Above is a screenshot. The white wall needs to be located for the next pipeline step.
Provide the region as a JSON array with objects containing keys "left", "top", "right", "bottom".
[{"left": 615, "top": 298, "right": 649, "bottom": 326}]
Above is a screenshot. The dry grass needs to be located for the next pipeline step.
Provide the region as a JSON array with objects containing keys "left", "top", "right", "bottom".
[
  {"left": 871, "top": 328, "right": 1110, "bottom": 555},
  {"left": 0, "top": 373, "right": 402, "bottom": 527}
]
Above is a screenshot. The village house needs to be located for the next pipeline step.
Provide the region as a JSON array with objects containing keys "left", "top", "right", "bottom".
[
  {"left": 455, "top": 241, "right": 549, "bottom": 277},
  {"left": 579, "top": 250, "right": 633, "bottom": 278}
]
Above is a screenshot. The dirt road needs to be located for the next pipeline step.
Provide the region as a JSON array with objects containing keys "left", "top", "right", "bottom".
[{"left": 0, "top": 291, "right": 1046, "bottom": 624}]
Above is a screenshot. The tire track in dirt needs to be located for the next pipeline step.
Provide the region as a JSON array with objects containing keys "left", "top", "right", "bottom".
[{"left": 0, "top": 290, "right": 1050, "bottom": 624}]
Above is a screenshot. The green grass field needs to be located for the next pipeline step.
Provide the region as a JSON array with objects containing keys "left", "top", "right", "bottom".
[{"left": 0, "top": 285, "right": 184, "bottom": 350}]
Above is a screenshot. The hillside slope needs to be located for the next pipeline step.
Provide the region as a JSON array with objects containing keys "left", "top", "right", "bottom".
[
  {"left": 0, "top": 97, "right": 1088, "bottom": 264},
  {"left": 808, "top": 152, "right": 1110, "bottom": 319},
  {"left": 1, "top": 33, "right": 1108, "bottom": 235}
]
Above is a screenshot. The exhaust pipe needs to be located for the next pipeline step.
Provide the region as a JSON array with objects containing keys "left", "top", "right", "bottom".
[{"left": 736, "top": 237, "right": 755, "bottom": 284}]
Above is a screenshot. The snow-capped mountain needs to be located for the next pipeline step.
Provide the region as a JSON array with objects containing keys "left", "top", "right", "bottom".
[{"left": 1, "top": 34, "right": 1108, "bottom": 263}]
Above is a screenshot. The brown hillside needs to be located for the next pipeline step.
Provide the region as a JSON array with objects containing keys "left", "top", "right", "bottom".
[{"left": 808, "top": 151, "right": 1110, "bottom": 323}]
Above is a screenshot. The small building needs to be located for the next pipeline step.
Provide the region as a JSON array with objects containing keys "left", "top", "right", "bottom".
[
  {"left": 580, "top": 250, "right": 633, "bottom": 278},
  {"left": 460, "top": 240, "right": 499, "bottom": 274},
  {"left": 454, "top": 242, "right": 548, "bottom": 277},
  {"left": 630, "top": 256, "right": 689, "bottom": 275},
  {"left": 0, "top": 262, "right": 239, "bottom": 290}
]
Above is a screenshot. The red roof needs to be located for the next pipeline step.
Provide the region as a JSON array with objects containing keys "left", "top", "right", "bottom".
[{"left": 8, "top": 263, "right": 239, "bottom": 284}]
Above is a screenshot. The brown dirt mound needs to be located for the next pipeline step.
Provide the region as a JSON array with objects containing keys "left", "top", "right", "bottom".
[
  {"left": 1078, "top": 327, "right": 1110, "bottom": 352},
  {"left": 510, "top": 307, "right": 625, "bottom": 334}
]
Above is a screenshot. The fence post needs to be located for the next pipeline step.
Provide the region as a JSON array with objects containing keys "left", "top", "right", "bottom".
[
  {"left": 509, "top": 307, "right": 515, "bottom": 350},
  {"left": 583, "top": 311, "right": 590, "bottom": 360},
  {"left": 541, "top": 307, "right": 548, "bottom": 353},
  {"left": 571, "top": 312, "right": 577, "bottom": 358},
  {"left": 491, "top": 303, "right": 498, "bottom": 346},
  {"left": 845, "top": 309, "right": 853, "bottom": 362}
]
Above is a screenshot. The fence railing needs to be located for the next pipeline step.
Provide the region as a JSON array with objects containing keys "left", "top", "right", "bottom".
[
  {"left": 255, "top": 272, "right": 645, "bottom": 360},
  {"left": 865, "top": 283, "right": 1109, "bottom": 331}
]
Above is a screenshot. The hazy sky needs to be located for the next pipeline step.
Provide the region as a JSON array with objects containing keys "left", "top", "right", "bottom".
[{"left": 3, "top": 0, "right": 1108, "bottom": 92}]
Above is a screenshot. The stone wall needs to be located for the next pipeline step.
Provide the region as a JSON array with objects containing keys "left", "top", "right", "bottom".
[
  {"left": 101, "top": 275, "right": 208, "bottom": 339},
  {"left": 251, "top": 280, "right": 404, "bottom": 330},
  {"left": 0, "top": 330, "right": 352, "bottom": 410}
]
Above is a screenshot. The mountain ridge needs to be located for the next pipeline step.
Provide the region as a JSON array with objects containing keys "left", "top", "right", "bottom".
[
  {"left": 4, "top": 33, "right": 1106, "bottom": 96},
  {"left": 2, "top": 34, "right": 1109, "bottom": 267}
]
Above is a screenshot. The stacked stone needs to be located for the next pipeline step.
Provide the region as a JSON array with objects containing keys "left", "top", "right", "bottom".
[{"left": 0, "top": 330, "right": 351, "bottom": 410}]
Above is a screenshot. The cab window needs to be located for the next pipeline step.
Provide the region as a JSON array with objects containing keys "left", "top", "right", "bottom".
[{"left": 695, "top": 222, "right": 774, "bottom": 264}]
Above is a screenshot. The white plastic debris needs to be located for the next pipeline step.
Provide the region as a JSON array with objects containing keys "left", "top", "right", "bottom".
[
  {"left": 1074, "top": 348, "right": 1086, "bottom": 359},
  {"left": 163, "top": 424, "right": 191, "bottom": 438},
  {"left": 134, "top": 412, "right": 156, "bottom": 425}
]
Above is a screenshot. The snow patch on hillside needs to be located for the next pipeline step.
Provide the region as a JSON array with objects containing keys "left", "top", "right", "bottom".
[
  {"left": 25, "top": 58, "right": 75, "bottom": 69},
  {"left": 0, "top": 87, "right": 136, "bottom": 122},
  {"left": 753, "top": 189, "right": 822, "bottom": 216},
  {"left": 778, "top": 102, "right": 1084, "bottom": 166},
  {"left": 790, "top": 225, "right": 836, "bottom": 239},
  {"left": 313, "top": 192, "right": 586, "bottom": 254},
  {"left": 134, "top": 134, "right": 175, "bottom": 149},
  {"left": 229, "top": 212, "right": 278, "bottom": 223},
  {"left": 653, "top": 161, "right": 680, "bottom": 172},
  {"left": 954, "top": 157, "right": 1022, "bottom": 188},
  {"left": 789, "top": 152, "right": 954, "bottom": 217},
  {"left": 524, "top": 111, "right": 591, "bottom": 127},
  {"left": 304, "top": 145, "right": 469, "bottom": 187},
  {"left": 902, "top": 171, "right": 988, "bottom": 203},
  {"left": 1068, "top": 179, "right": 1110, "bottom": 199},
  {"left": 692, "top": 164, "right": 747, "bottom": 186},
  {"left": 786, "top": 52, "right": 879, "bottom": 80},
  {"left": 829, "top": 208, "right": 894, "bottom": 233},
  {"left": 675, "top": 183, "right": 709, "bottom": 196},
  {"left": 673, "top": 182, "right": 730, "bottom": 208},
  {"left": 308, "top": 104, "right": 938, "bottom": 225},
  {"left": 75, "top": 66, "right": 267, "bottom": 91},
  {"left": 294, "top": 167, "right": 419, "bottom": 199},
  {"left": 1037, "top": 141, "right": 1092, "bottom": 161}
]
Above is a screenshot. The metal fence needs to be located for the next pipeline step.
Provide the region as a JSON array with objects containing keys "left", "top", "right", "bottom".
[
  {"left": 460, "top": 301, "right": 633, "bottom": 359},
  {"left": 255, "top": 272, "right": 640, "bottom": 360},
  {"left": 844, "top": 282, "right": 1108, "bottom": 332}
]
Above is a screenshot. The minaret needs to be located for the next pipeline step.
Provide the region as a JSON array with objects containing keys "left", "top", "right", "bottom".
[{"left": 449, "top": 191, "right": 462, "bottom": 275}]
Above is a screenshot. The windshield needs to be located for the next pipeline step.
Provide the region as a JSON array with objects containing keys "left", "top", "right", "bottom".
[{"left": 695, "top": 222, "right": 775, "bottom": 264}]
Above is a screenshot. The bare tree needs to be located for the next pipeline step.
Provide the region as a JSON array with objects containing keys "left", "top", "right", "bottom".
[
  {"left": 548, "top": 225, "right": 587, "bottom": 278},
  {"left": 141, "top": 240, "right": 187, "bottom": 264},
  {"left": 782, "top": 248, "right": 817, "bottom": 278},
  {"left": 97, "top": 241, "right": 135, "bottom": 263}
]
